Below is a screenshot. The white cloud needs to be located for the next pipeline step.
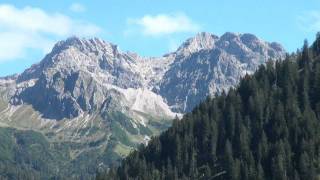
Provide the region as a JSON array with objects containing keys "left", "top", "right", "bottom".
[
  {"left": 297, "top": 11, "right": 320, "bottom": 32},
  {"left": 0, "top": 32, "right": 53, "bottom": 60},
  {"left": 127, "top": 13, "right": 200, "bottom": 36},
  {"left": 70, "top": 3, "right": 86, "bottom": 13},
  {"left": 0, "top": 4, "right": 100, "bottom": 62}
]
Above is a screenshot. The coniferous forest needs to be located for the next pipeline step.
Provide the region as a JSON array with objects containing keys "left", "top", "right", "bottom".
[{"left": 97, "top": 34, "right": 320, "bottom": 180}]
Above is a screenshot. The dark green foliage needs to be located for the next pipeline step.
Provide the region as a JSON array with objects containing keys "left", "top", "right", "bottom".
[
  {"left": 100, "top": 34, "right": 320, "bottom": 180},
  {"left": 0, "top": 128, "right": 63, "bottom": 179}
]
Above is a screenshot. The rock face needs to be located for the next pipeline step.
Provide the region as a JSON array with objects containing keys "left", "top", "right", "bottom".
[
  {"left": 10, "top": 37, "right": 175, "bottom": 120},
  {"left": 0, "top": 32, "right": 285, "bottom": 177},
  {"left": 159, "top": 32, "right": 285, "bottom": 112}
]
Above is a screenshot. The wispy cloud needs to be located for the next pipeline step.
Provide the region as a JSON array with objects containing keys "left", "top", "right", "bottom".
[
  {"left": 69, "top": 3, "right": 86, "bottom": 13},
  {"left": 297, "top": 11, "right": 320, "bottom": 32},
  {"left": 126, "top": 13, "right": 200, "bottom": 36},
  {"left": 0, "top": 4, "right": 100, "bottom": 62}
]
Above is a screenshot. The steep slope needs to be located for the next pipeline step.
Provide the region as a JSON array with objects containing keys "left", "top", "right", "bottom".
[
  {"left": 101, "top": 36, "right": 320, "bottom": 180},
  {"left": 10, "top": 37, "right": 175, "bottom": 119},
  {"left": 159, "top": 32, "right": 285, "bottom": 112}
]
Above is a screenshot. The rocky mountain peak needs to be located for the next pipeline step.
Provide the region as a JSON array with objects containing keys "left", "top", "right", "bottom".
[
  {"left": 240, "top": 33, "right": 260, "bottom": 43},
  {"left": 176, "top": 32, "right": 218, "bottom": 56},
  {"left": 220, "top": 32, "right": 240, "bottom": 41},
  {"left": 52, "top": 36, "right": 119, "bottom": 55},
  {"left": 158, "top": 32, "right": 286, "bottom": 112},
  {"left": 16, "top": 37, "right": 123, "bottom": 83}
]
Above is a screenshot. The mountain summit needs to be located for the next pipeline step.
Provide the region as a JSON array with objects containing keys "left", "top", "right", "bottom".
[{"left": 159, "top": 32, "right": 285, "bottom": 112}]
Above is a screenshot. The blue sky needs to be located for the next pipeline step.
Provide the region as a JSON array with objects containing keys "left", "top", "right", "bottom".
[{"left": 0, "top": 0, "right": 320, "bottom": 76}]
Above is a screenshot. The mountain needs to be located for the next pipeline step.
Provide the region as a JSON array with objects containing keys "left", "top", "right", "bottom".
[
  {"left": 0, "top": 37, "right": 177, "bottom": 179},
  {"left": 100, "top": 35, "right": 320, "bottom": 180},
  {"left": 158, "top": 32, "right": 285, "bottom": 112},
  {"left": 10, "top": 37, "right": 176, "bottom": 120},
  {"left": 0, "top": 32, "right": 285, "bottom": 178}
]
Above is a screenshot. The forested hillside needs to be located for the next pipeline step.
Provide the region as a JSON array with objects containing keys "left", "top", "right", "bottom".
[
  {"left": 99, "top": 34, "right": 320, "bottom": 180},
  {"left": 0, "top": 127, "right": 103, "bottom": 179}
]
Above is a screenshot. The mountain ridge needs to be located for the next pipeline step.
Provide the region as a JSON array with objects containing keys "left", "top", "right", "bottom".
[{"left": 4, "top": 32, "right": 286, "bottom": 114}]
